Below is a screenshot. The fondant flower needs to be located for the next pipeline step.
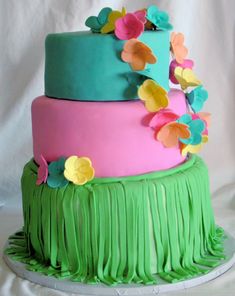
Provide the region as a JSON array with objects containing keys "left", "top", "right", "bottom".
[
  {"left": 64, "top": 156, "right": 95, "bottom": 186},
  {"left": 148, "top": 109, "right": 179, "bottom": 131},
  {"left": 146, "top": 5, "right": 173, "bottom": 31},
  {"left": 157, "top": 122, "right": 191, "bottom": 148},
  {"left": 186, "top": 85, "right": 208, "bottom": 113},
  {"left": 174, "top": 67, "right": 201, "bottom": 90},
  {"left": 169, "top": 59, "right": 194, "bottom": 84},
  {"left": 115, "top": 13, "right": 144, "bottom": 40},
  {"left": 36, "top": 154, "right": 48, "bottom": 185},
  {"left": 170, "top": 33, "right": 188, "bottom": 64},
  {"left": 85, "top": 7, "right": 112, "bottom": 33},
  {"left": 192, "top": 112, "right": 211, "bottom": 136},
  {"left": 181, "top": 135, "right": 208, "bottom": 156},
  {"left": 121, "top": 39, "right": 157, "bottom": 71},
  {"left": 101, "top": 7, "right": 126, "bottom": 34},
  {"left": 138, "top": 79, "right": 169, "bottom": 112},
  {"left": 47, "top": 157, "right": 68, "bottom": 188},
  {"left": 134, "top": 10, "right": 147, "bottom": 24},
  {"left": 177, "top": 114, "right": 206, "bottom": 145}
]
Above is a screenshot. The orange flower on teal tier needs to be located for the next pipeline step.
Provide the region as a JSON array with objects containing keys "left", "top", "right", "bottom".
[
  {"left": 121, "top": 39, "right": 157, "bottom": 71},
  {"left": 64, "top": 156, "right": 95, "bottom": 185},
  {"left": 138, "top": 79, "right": 169, "bottom": 112},
  {"left": 170, "top": 32, "right": 188, "bottom": 64}
]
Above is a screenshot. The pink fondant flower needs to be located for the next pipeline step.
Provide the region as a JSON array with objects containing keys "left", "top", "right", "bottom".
[
  {"left": 148, "top": 109, "right": 179, "bottom": 132},
  {"left": 36, "top": 154, "right": 48, "bottom": 185},
  {"left": 169, "top": 59, "right": 194, "bottom": 84},
  {"left": 115, "top": 13, "right": 144, "bottom": 40},
  {"left": 134, "top": 10, "right": 147, "bottom": 24}
]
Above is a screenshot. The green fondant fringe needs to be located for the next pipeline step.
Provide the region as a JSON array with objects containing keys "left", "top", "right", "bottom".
[{"left": 5, "top": 155, "right": 226, "bottom": 286}]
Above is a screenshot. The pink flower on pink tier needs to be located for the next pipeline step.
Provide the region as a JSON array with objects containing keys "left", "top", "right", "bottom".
[
  {"left": 170, "top": 59, "right": 194, "bottom": 84},
  {"left": 36, "top": 154, "right": 48, "bottom": 185},
  {"left": 115, "top": 13, "right": 145, "bottom": 40},
  {"left": 148, "top": 109, "right": 179, "bottom": 132}
]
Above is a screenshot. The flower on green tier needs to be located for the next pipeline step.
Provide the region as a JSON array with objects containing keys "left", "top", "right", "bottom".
[
  {"left": 47, "top": 157, "right": 69, "bottom": 188},
  {"left": 186, "top": 85, "right": 208, "bottom": 113},
  {"left": 146, "top": 5, "right": 173, "bottom": 31},
  {"left": 36, "top": 154, "right": 48, "bottom": 185},
  {"left": 177, "top": 114, "right": 206, "bottom": 145},
  {"left": 85, "top": 7, "right": 112, "bottom": 33},
  {"left": 64, "top": 156, "right": 95, "bottom": 186}
]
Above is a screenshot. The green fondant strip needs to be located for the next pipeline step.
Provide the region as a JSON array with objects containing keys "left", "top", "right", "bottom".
[{"left": 6, "top": 155, "right": 226, "bottom": 286}]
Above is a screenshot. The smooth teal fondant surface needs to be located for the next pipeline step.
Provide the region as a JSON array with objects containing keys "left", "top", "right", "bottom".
[{"left": 45, "top": 31, "right": 170, "bottom": 101}]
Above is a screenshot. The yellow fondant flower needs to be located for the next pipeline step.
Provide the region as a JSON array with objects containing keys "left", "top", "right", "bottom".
[
  {"left": 138, "top": 79, "right": 169, "bottom": 112},
  {"left": 64, "top": 156, "right": 95, "bottom": 185},
  {"left": 181, "top": 135, "right": 208, "bottom": 156},
  {"left": 101, "top": 7, "right": 126, "bottom": 34},
  {"left": 174, "top": 66, "right": 201, "bottom": 90}
]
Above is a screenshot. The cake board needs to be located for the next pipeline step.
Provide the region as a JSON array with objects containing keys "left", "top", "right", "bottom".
[{"left": 3, "top": 230, "right": 235, "bottom": 296}]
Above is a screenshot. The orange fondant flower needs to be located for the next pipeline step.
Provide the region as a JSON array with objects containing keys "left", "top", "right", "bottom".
[
  {"left": 157, "top": 122, "right": 191, "bottom": 148},
  {"left": 121, "top": 39, "right": 157, "bottom": 71},
  {"left": 171, "top": 32, "right": 188, "bottom": 64}
]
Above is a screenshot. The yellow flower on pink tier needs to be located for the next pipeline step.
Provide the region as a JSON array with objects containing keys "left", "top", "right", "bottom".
[
  {"left": 121, "top": 39, "right": 157, "bottom": 71},
  {"left": 138, "top": 79, "right": 169, "bottom": 112},
  {"left": 170, "top": 32, "right": 188, "bottom": 64},
  {"left": 64, "top": 156, "right": 95, "bottom": 185},
  {"left": 101, "top": 7, "right": 126, "bottom": 34},
  {"left": 181, "top": 135, "right": 208, "bottom": 156}
]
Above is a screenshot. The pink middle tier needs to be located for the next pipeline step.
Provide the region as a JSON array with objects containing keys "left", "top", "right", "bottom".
[{"left": 32, "top": 89, "right": 187, "bottom": 177}]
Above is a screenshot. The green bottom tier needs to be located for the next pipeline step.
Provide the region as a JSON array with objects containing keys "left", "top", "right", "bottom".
[{"left": 6, "top": 155, "right": 226, "bottom": 286}]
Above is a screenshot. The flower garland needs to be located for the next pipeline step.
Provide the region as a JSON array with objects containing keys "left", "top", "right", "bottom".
[
  {"left": 36, "top": 155, "right": 95, "bottom": 188},
  {"left": 36, "top": 6, "right": 210, "bottom": 188},
  {"left": 85, "top": 5, "right": 210, "bottom": 156}
]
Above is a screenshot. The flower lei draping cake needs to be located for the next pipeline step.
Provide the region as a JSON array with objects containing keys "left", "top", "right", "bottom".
[{"left": 36, "top": 5, "right": 210, "bottom": 188}]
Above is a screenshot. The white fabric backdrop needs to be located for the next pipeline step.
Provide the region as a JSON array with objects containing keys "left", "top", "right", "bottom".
[{"left": 0, "top": 0, "right": 235, "bottom": 295}]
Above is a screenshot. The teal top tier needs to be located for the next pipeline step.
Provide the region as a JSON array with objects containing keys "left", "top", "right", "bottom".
[{"left": 45, "top": 31, "right": 170, "bottom": 101}]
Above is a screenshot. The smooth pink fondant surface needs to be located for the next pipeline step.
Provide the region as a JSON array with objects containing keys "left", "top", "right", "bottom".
[{"left": 32, "top": 89, "right": 187, "bottom": 177}]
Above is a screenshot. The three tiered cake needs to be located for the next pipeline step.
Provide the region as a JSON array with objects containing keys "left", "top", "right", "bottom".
[{"left": 5, "top": 4, "right": 228, "bottom": 291}]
